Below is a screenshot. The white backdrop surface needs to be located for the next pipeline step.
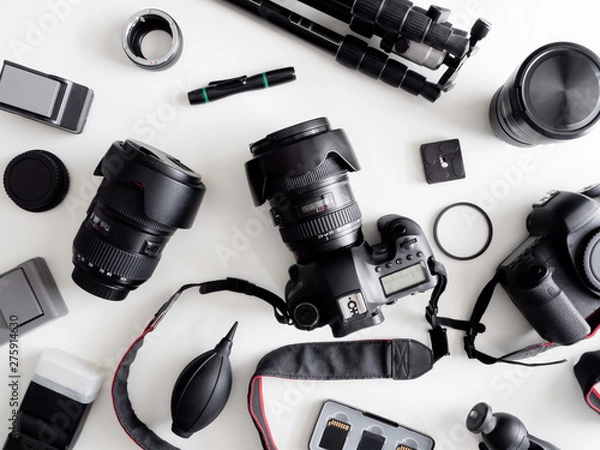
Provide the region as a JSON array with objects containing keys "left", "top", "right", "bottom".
[{"left": 1, "top": 1, "right": 599, "bottom": 449}]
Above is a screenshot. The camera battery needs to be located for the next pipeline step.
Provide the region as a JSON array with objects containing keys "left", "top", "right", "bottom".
[
  {"left": 0, "top": 258, "right": 68, "bottom": 345},
  {"left": 0, "top": 61, "right": 93, "bottom": 133}
]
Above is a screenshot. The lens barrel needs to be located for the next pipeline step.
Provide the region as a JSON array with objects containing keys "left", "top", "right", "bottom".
[
  {"left": 490, "top": 42, "right": 600, "bottom": 147},
  {"left": 72, "top": 140, "right": 205, "bottom": 300},
  {"left": 245, "top": 118, "right": 363, "bottom": 263}
]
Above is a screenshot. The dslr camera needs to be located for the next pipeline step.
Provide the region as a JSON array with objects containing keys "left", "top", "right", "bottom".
[
  {"left": 498, "top": 185, "right": 600, "bottom": 345},
  {"left": 245, "top": 118, "right": 440, "bottom": 337}
]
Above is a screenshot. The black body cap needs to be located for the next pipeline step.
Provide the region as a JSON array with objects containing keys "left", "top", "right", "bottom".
[{"left": 3, "top": 150, "right": 69, "bottom": 212}]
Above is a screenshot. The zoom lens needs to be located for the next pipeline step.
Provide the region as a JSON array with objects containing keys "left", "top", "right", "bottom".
[
  {"left": 245, "top": 118, "right": 363, "bottom": 263},
  {"left": 490, "top": 42, "right": 600, "bottom": 147},
  {"left": 72, "top": 140, "right": 205, "bottom": 300}
]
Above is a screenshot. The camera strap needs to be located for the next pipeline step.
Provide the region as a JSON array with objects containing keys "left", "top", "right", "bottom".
[
  {"left": 460, "top": 274, "right": 566, "bottom": 367},
  {"left": 574, "top": 350, "right": 600, "bottom": 415},
  {"left": 249, "top": 339, "right": 437, "bottom": 450},
  {"left": 112, "top": 280, "right": 290, "bottom": 450},
  {"left": 112, "top": 269, "right": 451, "bottom": 450}
]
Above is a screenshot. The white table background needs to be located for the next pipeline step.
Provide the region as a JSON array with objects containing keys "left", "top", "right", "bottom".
[{"left": 1, "top": 0, "right": 599, "bottom": 448}]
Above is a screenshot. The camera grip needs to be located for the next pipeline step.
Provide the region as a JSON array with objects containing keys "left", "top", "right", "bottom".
[{"left": 509, "top": 271, "right": 590, "bottom": 345}]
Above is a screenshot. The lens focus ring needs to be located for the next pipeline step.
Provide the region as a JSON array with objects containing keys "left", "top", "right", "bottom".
[
  {"left": 280, "top": 203, "right": 362, "bottom": 243},
  {"left": 73, "top": 225, "right": 159, "bottom": 281}
]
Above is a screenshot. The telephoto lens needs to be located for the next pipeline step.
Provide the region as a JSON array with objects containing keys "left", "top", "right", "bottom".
[
  {"left": 245, "top": 118, "right": 362, "bottom": 263},
  {"left": 72, "top": 140, "right": 206, "bottom": 300},
  {"left": 490, "top": 42, "right": 600, "bottom": 147}
]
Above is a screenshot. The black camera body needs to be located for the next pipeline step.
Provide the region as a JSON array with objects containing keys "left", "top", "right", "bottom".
[
  {"left": 246, "top": 118, "right": 441, "bottom": 337},
  {"left": 286, "top": 215, "right": 438, "bottom": 337},
  {"left": 498, "top": 186, "right": 600, "bottom": 345}
]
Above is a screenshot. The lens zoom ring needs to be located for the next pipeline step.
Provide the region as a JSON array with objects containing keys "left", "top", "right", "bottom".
[
  {"left": 401, "top": 10, "right": 431, "bottom": 42},
  {"left": 267, "top": 158, "right": 347, "bottom": 195},
  {"left": 96, "top": 183, "right": 174, "bottom": 232},
  {"left": 74, "top": 226, "right": 159, "bottom": 280},
  {"left": 280, "top": 203, "right": 362, "bottom": 243},
  {"left": 378, "top": 0, "right": 411, "bottom": 32}
]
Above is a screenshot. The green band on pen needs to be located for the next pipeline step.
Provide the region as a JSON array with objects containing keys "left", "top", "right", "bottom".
[
  {"left": 202, "top": 88, "right": 209, "bottom": 103},
  {"left": 262, "top": 73, "right": 270, "bottom": 89}
]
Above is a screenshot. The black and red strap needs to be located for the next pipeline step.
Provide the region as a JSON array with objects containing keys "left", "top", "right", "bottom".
[
  {"left": 111, "top": 279, "right": 289, "bottom": 450},
  {"left": 248, "top": 339, "right": 439, "bottom": 450},
  {"left": 575, "top": 350, "right": 600, "bottom": 415}
]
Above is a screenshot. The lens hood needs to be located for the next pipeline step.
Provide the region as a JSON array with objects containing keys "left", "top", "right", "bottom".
[
  {"left": 94, "top": 140, "right": 206, "bottom": 229},
  {"left": 245, "top": 118, "right": 361, "bottom": 206}
]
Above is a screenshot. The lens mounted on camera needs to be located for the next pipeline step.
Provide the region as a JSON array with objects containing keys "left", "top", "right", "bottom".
[{"left": 245, "top": 118, "right": 361, "bottom": 206}]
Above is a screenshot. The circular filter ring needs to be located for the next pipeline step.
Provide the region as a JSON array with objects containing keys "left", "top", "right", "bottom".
[
  {"left": 433, "top": 202, "right": 493, "bottom": 261},
  {"left": 122, "top": 9, "right": 183, "bottom": 70}
]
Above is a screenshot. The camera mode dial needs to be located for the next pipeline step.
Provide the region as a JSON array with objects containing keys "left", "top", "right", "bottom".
[{"left": 580, "top": 230, "right": 600, "bottom": 291}]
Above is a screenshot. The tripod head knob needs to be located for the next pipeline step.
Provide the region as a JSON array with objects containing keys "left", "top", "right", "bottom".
[
  {"left": 470, "top": 19, "right": 492, "bottom": 48},
  {"left": 466, "top": 403, "right": 561, "bottom": 450}
]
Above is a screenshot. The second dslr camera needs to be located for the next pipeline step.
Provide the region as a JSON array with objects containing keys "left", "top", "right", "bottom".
[
  {"left": 499, "top": 186, "right": 600, "bottom": 345},
  {"left": 245, "top": 118, "right": 441, "bottom": 337}
]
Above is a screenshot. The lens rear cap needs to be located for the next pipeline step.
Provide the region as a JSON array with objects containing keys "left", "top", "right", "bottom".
[{"left": 3, "top": 150, "right": 70, "bottom": 212}]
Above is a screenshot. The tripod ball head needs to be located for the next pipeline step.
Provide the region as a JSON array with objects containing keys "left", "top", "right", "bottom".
[{"left": 466, "top": 403, "right": 561, "bottom": 450}]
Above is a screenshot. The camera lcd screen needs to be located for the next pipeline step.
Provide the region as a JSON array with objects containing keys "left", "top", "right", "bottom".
[{"left": 380, "top": 263, "right": 428, "bottom": 296}]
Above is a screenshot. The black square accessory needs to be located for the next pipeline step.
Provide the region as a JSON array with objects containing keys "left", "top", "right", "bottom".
[{"left": 420, "top": 139, "right": 466, "bottom": 184}]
